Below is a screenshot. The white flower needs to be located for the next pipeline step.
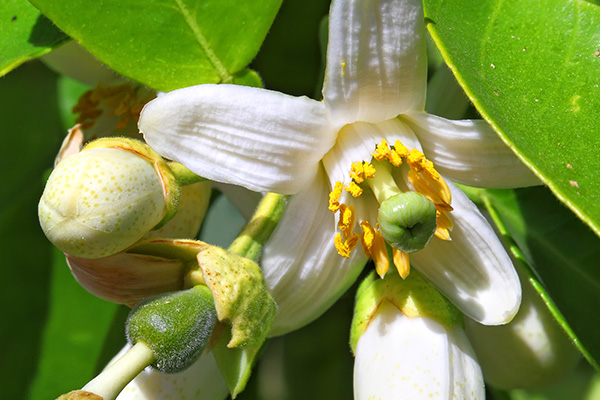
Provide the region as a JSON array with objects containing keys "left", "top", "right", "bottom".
[
  {"left": 354, "top": 301, "right": 484, "bottom": 400},
  {"left": 139, "top": 0, "right": 538, "bottom": 334}
]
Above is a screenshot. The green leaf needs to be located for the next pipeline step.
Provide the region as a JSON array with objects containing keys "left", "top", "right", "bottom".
[
  {"left": 0, "top": 0, "right": 68, "bottom": 76},
  {"left": 465, "top": 186, "right": 600, "bottom": 369},
  {"left": 424, "top": 0, "right": 600, "bottom": 237},
  {"left": 29, "top": 0, "right": 282, "bottom": 91}
]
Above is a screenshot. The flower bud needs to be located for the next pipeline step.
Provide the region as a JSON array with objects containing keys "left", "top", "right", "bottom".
[
  {"left": 352, "top": 272, "right": 484, "bottom": 400},
  {"left": 144, "top": 181, "right": 211, "bottom": 240},
  {"left": 465, "top": 272, "right": 580, "bottom": 389},
  {"left": 39, "top": 138, "right": 180, "bottom": 258},
  {"left": 126, "top": 285, "right": 218, "bottom": 373},
  {"left": 377, "top": 191, "right": 437, "bottom": 253}
]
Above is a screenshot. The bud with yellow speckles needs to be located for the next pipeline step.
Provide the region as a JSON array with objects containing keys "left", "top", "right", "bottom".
[{"left": 38, "top": 137, "right": 185, "bottom": 259}]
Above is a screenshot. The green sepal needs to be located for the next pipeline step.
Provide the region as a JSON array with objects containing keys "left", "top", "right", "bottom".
[
  {"left": 350, "top": 270, "right": 462, "bottom": 353},
  {"left": 197, "top": 246, "right": 277, "bottom": 348},
  {"left": 210, "top": 323, "right": 264, "bottom": 399}
]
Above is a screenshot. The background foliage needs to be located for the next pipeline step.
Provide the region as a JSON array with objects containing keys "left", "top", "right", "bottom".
[{"left": 1, "top": 0, "right": 599, "bottom": 399}]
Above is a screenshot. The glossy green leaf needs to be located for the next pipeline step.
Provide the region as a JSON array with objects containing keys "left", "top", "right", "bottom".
[
  {"left": 0, "top": 0, "right": 68, "bottom": 76},
  {"left": 424, "top": 0, "right": 600, "bottom": 237},
  {"left": 465, "top": 186, "right": 600, "bottom": 369},
  {"left": 29, "top": 0, "right": 282, "bottom": 91}
]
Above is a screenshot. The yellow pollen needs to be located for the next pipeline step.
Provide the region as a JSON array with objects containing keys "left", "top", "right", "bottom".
[
  {"left": 328, "top": 181, "right": 344, "bottom": 212},
  {"left": 360, "top": 221, "right": 389, "bottom": 278},
  {"left": 350, "top": 161, "right": 366, "bottom": 183},
  {"left": 373, "top": 140, "right": 391, "bottom": 160},
  {"left": 334, "top": 232, "right": 360, "bottom": 258},
  {"left": 434, "top": 209, "right": 453, "bottom": 241},
  {"left": 388, "top": 149, "right": 403, "bottom": 167},
  {"left": 338, "top": 204, "right": 356, "bottom": 239},
  {"left": 393, "top": 248, "right": 411, "bottom": 279},
  {"left": 393, "top": 140, "right": 410, "bottom": 157},
  {"left": 345, "top": 181, "right": 363, "bottom": 197},
  {"left": 363, "top": 162, "right": 376, "bottom": 179}
]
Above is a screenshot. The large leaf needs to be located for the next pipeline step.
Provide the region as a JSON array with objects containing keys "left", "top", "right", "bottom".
[
  {"left": 29, "top": 0, "right": 282, "bottom": 91},
  {"left": 466, "top": 186, "right": 600, "bottom": 369},
  {"left": 424, "top": 0, "right": 600, "bottom": 237},
  {"left": 0, "top": 0, "right": 68, "bottom": 76}
]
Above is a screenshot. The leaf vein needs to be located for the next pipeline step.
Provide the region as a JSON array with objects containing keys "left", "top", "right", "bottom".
[{"left": 173, "top": 0, "right": 231, "bottom": 82}]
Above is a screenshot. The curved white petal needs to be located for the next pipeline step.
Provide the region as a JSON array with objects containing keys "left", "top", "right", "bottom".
[
  {"left": 322, "top": 117, "right": 422, "bottom": 187},
  {"left": 464, "top": 270, "right": 580, "bottom": 389},
  {"left": 403, "top": 112, "right": 540, "bottom": 188},
  {"left": 262, "top": 167, "right": 367, "bottom": 336},
  {"left": 140, "top": 84, "right": 336, "bottom": 194},
  {"left": 410, "top": 180, "right": 522, "bottom": 325},
  {"left": 113, "top": 346, "right": 228, "bottom": 400},
  {"left": 354, "top": 302, "right": 484, "bottom": 400},
  {"left": 323, "top": 0, "right": 427, "bottom": 127}
]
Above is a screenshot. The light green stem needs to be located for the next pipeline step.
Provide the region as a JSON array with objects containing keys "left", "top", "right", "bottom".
[
  {"left": 168, "top": 162, "right": 206, "bottom": 186},
  {"left": 228, "top": 192, "right": 287, "bottom": 262},
  {"left": 82, "top": 342, "right": 155, "bottom": 400},
  {"left": 367, "top": 160, "right": 402, "bottom": 204}
]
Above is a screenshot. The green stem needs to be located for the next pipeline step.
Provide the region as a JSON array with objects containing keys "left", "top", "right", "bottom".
[
  {"left": 228, "top": 192, "right": 287, "bottom": 262},
  {"left": 168, "top": 162, "right": 206, "bottom": 186},
  {"left": 82, "top": 342, "right": 155, "bottom": 400}
]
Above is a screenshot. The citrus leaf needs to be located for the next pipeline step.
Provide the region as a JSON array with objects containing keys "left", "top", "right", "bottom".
[
  {"left": 424, "top": 0, "right": 600, "bottom": 237},
  {"left": 29, "top": 0, "right": 281, "bottom": 91},
  {"left": 465, "top": 186, "right": 600, "bottom": 369},
  {"left": 0, "top": 0, "right": 68, "bottom": 76}
]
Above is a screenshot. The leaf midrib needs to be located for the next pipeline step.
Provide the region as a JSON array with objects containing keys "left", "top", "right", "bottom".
[{"left": 173, "top": 0, "right": 231, "bottom": 83}]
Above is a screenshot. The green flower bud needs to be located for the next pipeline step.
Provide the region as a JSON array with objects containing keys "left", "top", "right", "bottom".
[
  {"left": 377, "top": 191, "right": 437, "bottom": 253},
  {"left": 39, "top": 138, "right": 180, "bottom": 258},
  {"left": 350, "top": 270, "right": 462, "bottom": 353},
  {"left": 126, "top": 285, "right": 218, "bottom": 373}
]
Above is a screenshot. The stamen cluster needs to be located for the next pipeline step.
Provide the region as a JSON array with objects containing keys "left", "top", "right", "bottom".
[{"left": 327, "top": 139, "right": 454, "bottom": 279}]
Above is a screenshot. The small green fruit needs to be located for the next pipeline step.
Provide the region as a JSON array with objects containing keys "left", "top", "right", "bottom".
[
  {"left": 126, "top": 285, "right": 217, "bottom": 373},
  {"left": 377, "top": 191, "right": 437, "bottom": 253}
]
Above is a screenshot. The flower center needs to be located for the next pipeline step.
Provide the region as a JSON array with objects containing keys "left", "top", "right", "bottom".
[
  {"left": 328, "top": 139, "right": 454, "bottom": 279},
  {"left": 73, "top": 83, "right": 154, "bottom": 131}
]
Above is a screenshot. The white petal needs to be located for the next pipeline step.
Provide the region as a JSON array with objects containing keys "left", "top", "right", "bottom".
[
  {"left": 114, "top": 346, "right": 228, "bottom": 400},
  {"left": 262, "top": 167, "right": 367, "bottom": 336},
  {"left": 410, "top": 181, "right": 522, "bottom": 325},
  {"left": 323, "top": 0, "right": 427, "bottom": 127},
  {"left": 322, "top": 117, "right": 422, "bottom": 187},
  {"left": 140, "top": 84, "right": 335, "bottom": 195},
  {"left": 464, "top": 270, "right": 580, "bottom": 389},
  {"left": 403, "top": 111, "right": 540, "bottom": 188},
  {"left": 354, "top": 303, "right": 484, "bottom": 400}
]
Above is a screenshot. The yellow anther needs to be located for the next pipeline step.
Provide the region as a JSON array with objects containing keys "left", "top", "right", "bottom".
[
  {"left": 393, "top": 248, "right": 411, "bottom": 279},
  {"left": 363, "top": 162, "right": 376, "bottom": 179},
  {"left": 436, "top": 209, "right": 454, "bottom": 231},
  {"left": 345, "top": 181, "right": 363, "bottom": 197},
  {"left": 350, "top": 161, "right": 366, "bottom": 183},
  {"left": 435, "top": 226, "right": 451, "bottom": 241},
  {"left": 338, "top": 204, "right": 356, "bottom": 239},
  {"left": 328, "top": 181, "right": 344, "bottom": 212},
  {"left": 360, "top": 221, "right": 389, "bottom": 278},
  {"left": 334, "top": 232, "right": 360, "bottom": 258},
  {"left": 408, "top": 170, "right": 445, "bottom": 205},
  {"left": 387, "top": 150, "right": 403, "bottom": 167},
  {"left": 392, "top": 140, "right": 410, "bottom": 157},
  {"left": 373, "top": 140, "right": 390, "bottom": 160}
]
